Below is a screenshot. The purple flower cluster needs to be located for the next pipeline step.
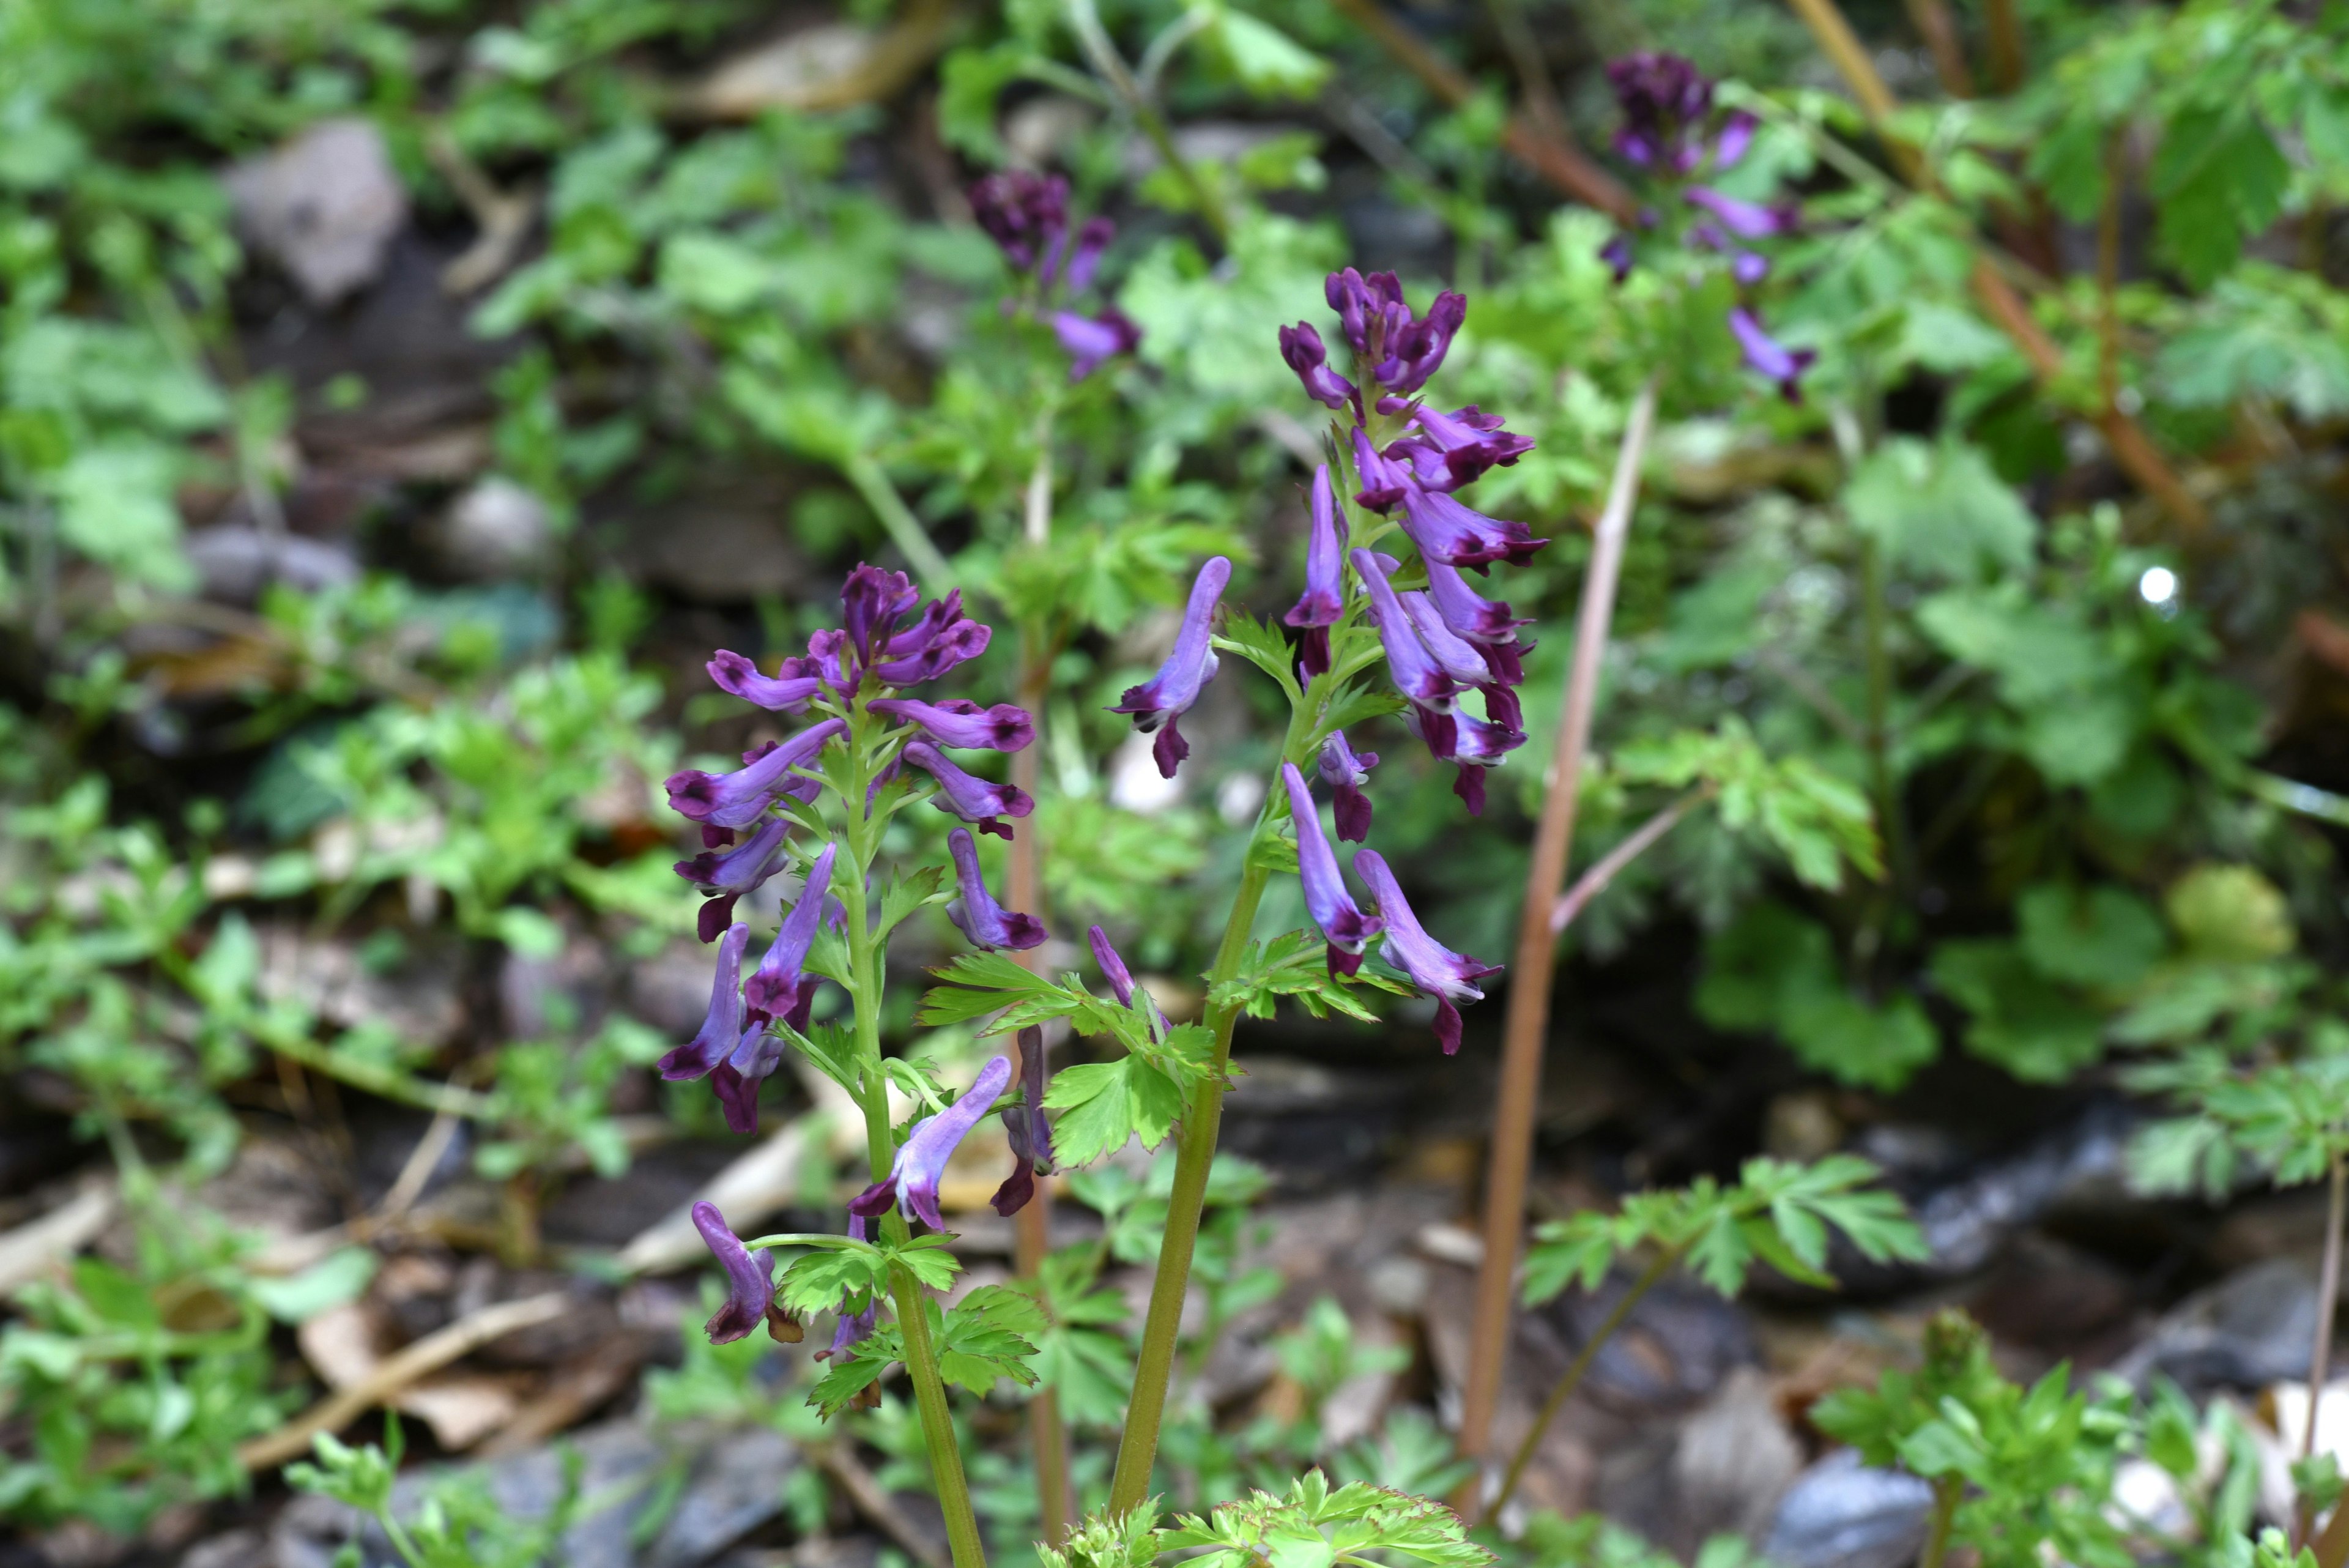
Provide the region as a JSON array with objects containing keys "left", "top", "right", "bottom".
[
  {"left": 971, "top": 171, "right": 1141, "bottom": 380},
  {"left": 1600, "top": 53, "right": 1814, "bottom": 401},
  {"left": 1282, "top": 268, "right": 1539, "bottom": 817},
  {"left": 664, "top": 565, "right": 1042, "bottom": 1139}
]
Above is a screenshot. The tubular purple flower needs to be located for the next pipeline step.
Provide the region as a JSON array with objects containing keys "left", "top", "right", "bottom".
[
  {"left": 881, "top": 591, "right": 960, "bottom": 659},
  {"left": 675, "top": 816, "right": 790, "bottom": 943},
  {"left": 1284, "top": 466, "right": 1346, "bottom": 679},
  {"left": 972, "top": 170, "right": 1069, "bottom": 272},
  {"left": 1353, "top": 548, "right": 1458, "bottom": 712},
  {"left": 1373, "top": 290, "right": 1466, "bottom": 395},
  {"left": 869, "top": 618, "right": 991, "bottom": 687},
  {"left": 1608, "top": 52, "right": 1714, "bottom": 174},
  {"left": 1317, "top": 732, "right": 1378, "bottom": 844},
  {"left": 841, "top": 565, "right": 921, "bottom": 668},
  {"left": 1450, "top": 705, "right": 1526, "bottom": 766},
  {"left": 1278, "top": 323, "right": 1356, "bottom": 411},
  {"left": 1354, "top": 849, "right": 1503, "bottom": 1055},
  {"left": 1282, "top": 764, "right": 1382, "bottom": 975},
  {"left": 1728, "top": 307, "right": 1816, "bottom": 402},
  {"left": 1394, "top": 404, "right": 1534, "bottom": 489},
  {"left": 905, "top": 740, "right": 1033, "bottom": 839},
  {"left": 1397, "top": 486, "right": 1548, "bottom": 570},
  {"left": 1111, "top": 555, "right": 1228, "bottom": 779},
  {"left": 693, "top": 1201, "right": 787, "bottom": 1344},
  {"left": 666, "top": 718, "right": 845, "bottom": 829},
  {"left": 1088, "top": 923, "right": 1168, "bottom": 1042},
  {"left": 944, "top": 827, "right": 1047, "bottom": 951},
  {"left": 1326, "top": 267, "right": 1406, "bottom": 356},
  {"left": 851, "top": 1054, "right": 1014, "bottom": 1230},
  {"left": 1051, "top": 308, "right": 1142, "bottom": 380},
  {"left": 1712, "top": 110, "right": 1757, "bottom": 171},
  {"left": 1600, "top": 232, "right": 1636, "bottom": 283},
  {"left": 992, "top": 1025, "right": 1055, "bottom": 1217},
  {"left": 711, "top": 1021, "right": 780, "bottom": 1135},
  {"left": 708, "top": 649, "right": 821, "bottom": 711},
  {"left": 1402, "top": 590, "right": 1496, "bottom": 686},
  {"left": 744, "top": 843, "right": 836, "bottom": 1031},
  {"left": 1685, "top": 186, "right": 1795, "bottom": 239},
  {"left": 867, "top": 697, "right": 1035, "bottom": 752},
  {"left": 1732, "top": 250, "right": 1770, "bottom": 286},
  {"left": 1352, "top": 426, "right": 1415, "bottom": 513},
  {"left": 1063, "top": 216, "right": 1116, "bottom": 294},
  {"left": 659, "top": 923, "right": 751, "bottom": 1081},
  {"left": 1423, "top": 555, "right": 1526, "bottom": 645}
]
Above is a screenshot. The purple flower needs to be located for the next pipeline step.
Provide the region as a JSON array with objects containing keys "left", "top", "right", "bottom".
[
  {"left": 992, "top": 1025, "right": 1056, "bottom": 1217},
  {"left": 1088, "top": 923, "right": 1168, "bottom": 1041},
  {"left": 1729, "top": 307, "right": 1815, "bottom": 402},
  {"left": 868, "top": 697, "right": 1035, "bottom": 752},
  {"left": 1396, "top": 485, "right": 1548, "bottom": 570},
  {"left": 1279, "top": 322, "right": 1357, "bottom": 411},
  {"left": 1352, "top": 548, "right": 1458, "bottom": 712},
  {"left": 693, "top": 1201, "right": 789, "bottom": 1344},
  {"left": 1685, "top": 187, "right": 1795, "bottom": 239},
  {"left": 851, "top": 1054, "right": 1013, "bottom": 1230},
  {"left": 1373, "top": 289, "right": 1465, "bottom": 395},
  {"left": 1422, "top": 555, "right": 1526, "bottom": 645},
  {"left": 1063, "top": 216, "right": 1115, "bottom": 294},
  {"left": 1283, "top": 466, "right": 1346, "bottom": 678},
  {"left": 675, "top": 816, "right": 790, "bottom": 943},
  {"left": 1111, "top": 555, "right": 1229, "bottom": 779},
  {"left": 1401, "top": 590, "right": 1496, "bottom": 686},
  {"left": 905, "top": 741, "right": 1033, "bottom": 839},
  {"left": 869, "top": 618, "right": 992, "bottom": 687},
  {"left": 1326, "top": 268, "right": 1409, "bottom": 358},
  {"left": 1317, "top": 732, "right": 1378, "bottom": 844},
  {"left": 744, "top": 842, "right": 836, "bottom": 1032},
  {"left": 1282, "top": 763, "right": 1382, "bottom": 975},
  {"left": 1608, "top": 52, "right": 1713, "bottom": 174},
  {"left": 711, "top": 1021, "right": 780, "bottom": 1135},
  {"left": 972, "top": 170, "right": 1070, "bottom": 272},
  {"left": 1354, "top": 849, "right": 1502, "bottom": 1055},
  {"left": 1713, "top": 110, "right": 1757, "bottom": 171},
  {"left": 665, "top": 718, "right": 845, "bottom": 830},
  {"left": 1392, "top": 404, "right": 1535, "bottom": 491},
  {"left": 945, "top": 827, "right": 1046, "bottom": 951},
  {"left": 1051, "top": 308, "right": 1142, "bottom": 380},
  {"left": 659, "top": 922, "right": 751, "bottom": 1081},
  {"left": 1352, "top": 426, "right": 1416, "bottom": 513},
  {"left": 841, "top": 564, "right": 922, "bottom": 667},
  {"left": 708, "top": 649, "right": 821, "bottom": 711},
  {"left": 816, "top": 1211, "right": 878, "bottom": 1367},
  {"left": 1600, "top": 232, "right": 1636, "bottom": 282}
]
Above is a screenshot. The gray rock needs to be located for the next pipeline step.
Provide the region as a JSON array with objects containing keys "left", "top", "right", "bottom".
[
  {"left": 2115, "top": 1256, "right": 2322, "bottom": 1391},
  {"left": 1763, "top": 1449, "right": 1935, "bottom": 1568},
  {"left": 225, "top": 119, "right": 409, "bottom": 307},
  {"left": 185, "top": 526, "right": 360, "bottom": 602},
  {"left": 439, "top": 477, "right": 555, "bottom": 578}
]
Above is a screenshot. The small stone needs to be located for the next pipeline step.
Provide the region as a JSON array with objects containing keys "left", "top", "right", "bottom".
[
  {"left": 225, "top": 119, "right": 409, "bottom": 307},
  {"left": 439, "top": 477, "right": 554, "bottom": 578},
  {"left": 1762, "top": 1448, "right": 1935, "bottom": 1568}
]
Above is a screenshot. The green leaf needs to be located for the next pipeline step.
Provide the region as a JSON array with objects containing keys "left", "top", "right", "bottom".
[
  {"left": 777, "top": 1247, "right": 886, "bottom": 1317},
  {"left": 1201, "top": 4, "right": 1332, "bottom": 99},
  {"left": 51, "top": 443, "right": 195, "bottom": 589},
  {"left": 1211, "top": 611, "right": 1302, "bottom": 702},
  {"left": 2014, "top": 882, "right": 2165, "bottom": 990},
  {"left": 250, "top": 1247, "right": 380, "bottom": 1325},
  {"left": 1930, "top": 938, "right": 2106, "bottom": 1083},
  {"left": 1845, "top": 436, "right": 2035, "bottom": 581},
  {"left": 1044, "top": 1061, "right": 1135, "bottom": 1167}
]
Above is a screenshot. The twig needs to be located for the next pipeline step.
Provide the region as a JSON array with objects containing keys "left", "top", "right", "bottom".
[
  {"left": 2298, "top": 1154, "right": 2348, "bottom": 1548},
  {"left": 815, "top": 1443, "right": 953, "bottom": 1568},
  {"left": 1456, "top": 377, "right": 1660, "bottom": 1501},
  {"left": 377, "top": 1106, "right": 463, "bottom": 1222},
  {"left": 1485, "top": 1243, "right": 1684, "bottom": 1520},
  {"left": 239, "top": 1292, "right": 569, "bottom": 1471},
  {"left": 1325, "top": 0, "right": 1636, "bottom": 223},
  {"left": 1550, "top": 785, "right": 1714, "bottom": 934},
  {"left": 1486, "top": 0, "right": 1567, "bottom": 146},
  {"left": 425, "top": 130, "right": 537, "bottom": 295},
  {"left": 1983, "top": 0, "right": 2027, "bottom": 94},
  {"left": 2096, "top": 133, "right": 2123, "bottom": 416}
]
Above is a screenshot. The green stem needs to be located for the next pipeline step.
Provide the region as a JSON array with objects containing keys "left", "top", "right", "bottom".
[
  {"left": 1063, "top": 0, "right": 1230, "bottom": 242},
  {"left": 1484, "top": 1240, "right": 1684, "bottom": 1522},
  {"left": 840, "top": 712, "right": 987, "bottom": 1568},
  {"left": 844, "top": 455, "right": 957, "bottom": 590},
  {"left": 1920, "top": 1475, "right": 1963, "bottom": 1568}
]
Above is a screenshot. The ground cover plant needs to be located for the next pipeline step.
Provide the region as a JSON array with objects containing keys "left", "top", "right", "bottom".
[{"left": 7, "top": 0, "right": 2349, "bottom": 1566}]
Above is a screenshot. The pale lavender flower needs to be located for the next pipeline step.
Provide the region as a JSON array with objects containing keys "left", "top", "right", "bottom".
[
  {"left": 1279, "top": 322, "right": 1357, "bottom": 410},
  {"left": 1396, "top": 487, "right": 1548, "bottom": 570},
  {"left": 744, "top": 842, "right": 836, "bottom": 1031},
  {"left": 665, "top": 718, "right": 845, "bottom": 830},
  {"left": 707, "top": 649, "right": 822, "bottom": 711},
  {"left": 1088, "top": 924, "right": 1167, "bottom": 1041},
  {"left": 1111, "top": 555, "right": 1229, "bottom": 779},
  {"left": 1354, "top": 849, "right": 1502, "bottom": 1055},
  {"left": 944, "top": 827, "right": 1046, "bottom": 951},
  {"left": 693, "top": 1200, "right": 785, "bottom": 1343},
  {"left": 868, "top": 697, "right": 1036, "bottom": 752},
  {"left": 1317, "top": 732, "right": 1378, "bottom": 844},
  {"left": 1282, "top": 763, "right": 1381, "bottom": 975},
  {"left": 660, "top": 923, "right": 751, "bottom": 1081},
  {"left": 1050, "top": 308, "right": 1142, "bottom": 380},
  {"left": 1352, "top": 548, "right": 1458, "bottom": 712},
  {"left": 1685, "top": 186, "right": 1795, "bottom": 239},
  {"left": 851, "top": 1055, "right": 1013, "bottom": 1229},
  {"left": 1283, "top": 466, "right": 1346, "bottom": 678},
  {"left": 1422, "top": 555, "right": 1526, "bottom": 645},
  {"left": 905, "top": 741, "right": 1033, "bottom": 839},
  {"left": 1728, "top": 307, "right": 1815, "bottom": 401}
]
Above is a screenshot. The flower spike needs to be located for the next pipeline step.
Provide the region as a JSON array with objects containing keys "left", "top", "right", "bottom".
[
  {"left": 693, "top": 1201, "right": 794, "bottom": 1345},
  {"left": 674, "top": 816, "right": 790, "bottom": 943},
  {"left": 1111, "top": 555, "right": 1230, "bottom": 779},
  {"left": 1354, "top": 849, "right": 1502, "bottom": 1054},
  {"left": 945, "top": 827, "right": 1046, "bottom": 951},
  {"left": 852, "top": 1055, "right": 1014, "bottom": 1230},
  {"left": 665, "top": 718, "right": 845, "bottom": 830},
  {"left": 1282, "top": 764, "right": 1382, "bottom": 975},
  {"left": 1351, "top": 548, "right": 1458, "bottom": 713}
]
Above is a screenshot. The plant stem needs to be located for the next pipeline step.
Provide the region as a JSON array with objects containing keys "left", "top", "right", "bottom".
[
  {"left": 2298, "top": 1154, "right": 2347, "bottom": 1548},
  {"left": 1920, "top": 1474, "right": 1964, "bottom": 1568},
  {"left": 1549, "top": 784, "right": 1715, "bottom": 935},
  {"left": 1107, "top": 849, "right": 1275, "bottom": 1515},
  {"left": 844, "top": 454, "right": 957, "bottom": 591},
  {"left": 1982, "top": 0, "right": 2026, "bottom": 92},
  {"left": 1011, "top": 433, "right": 1074, "bottom": 1547},
  {"left": 1455, "top": 376, "right": 1660, "bottom": 1499},
  {"left": 841, "top": 723, "right": 987, "bottom": 1568},
  {"left": 1484, "top": 1242, "right": 1684, "bottom": 1521},
  {"left": 1063, "top": 0, "right": 1230, "bottom": 243}
]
